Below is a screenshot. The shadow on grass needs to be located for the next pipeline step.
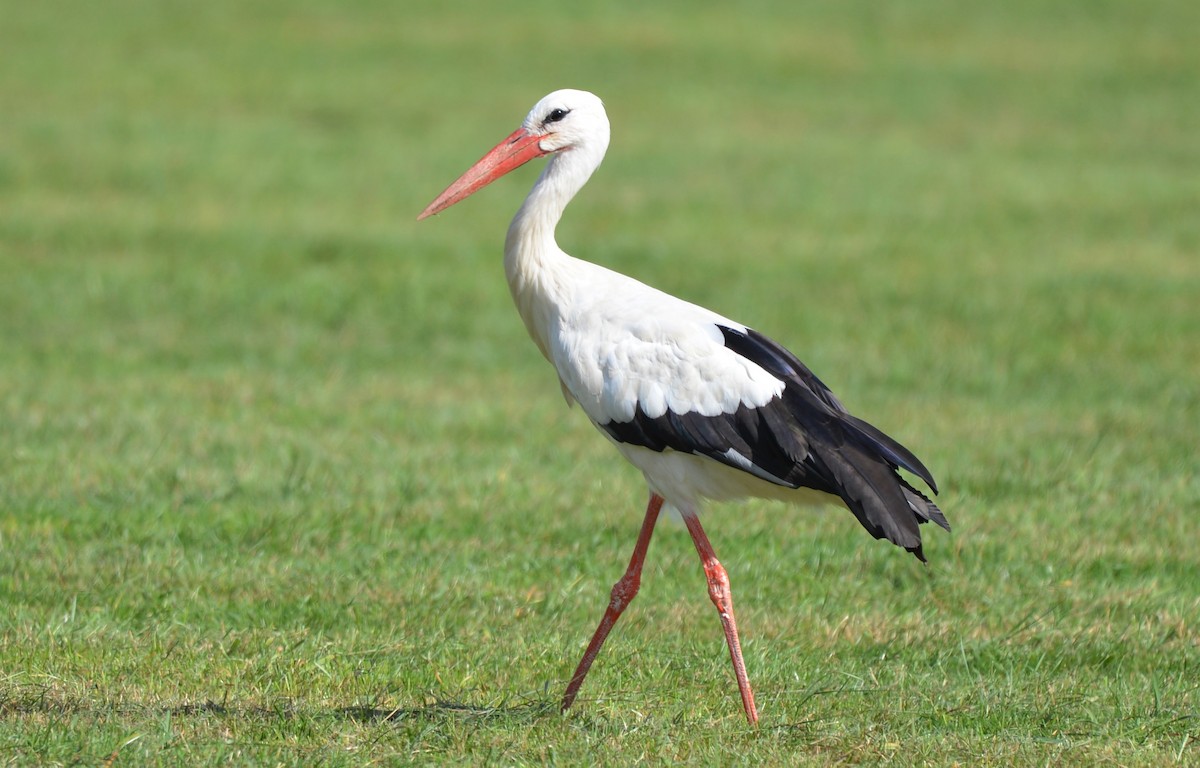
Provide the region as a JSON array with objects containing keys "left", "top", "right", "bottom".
[
  {"left": 336, "top": 697, "right": 557, "bottom": 724},
  {"left": 0, "top": 676, "right": 864, "bottom": 736},
  {"left": 0, "top": 682, "right": 553, "bottom": 726}
]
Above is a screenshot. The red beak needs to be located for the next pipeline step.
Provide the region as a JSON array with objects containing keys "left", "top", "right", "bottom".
[{"left": 418, "top": 128, "right": 549, "bottom": 220}]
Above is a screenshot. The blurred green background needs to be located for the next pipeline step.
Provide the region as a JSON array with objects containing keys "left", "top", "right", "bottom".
[{"left": 1, "top": 1, "right": 1197, "bottom": 764}]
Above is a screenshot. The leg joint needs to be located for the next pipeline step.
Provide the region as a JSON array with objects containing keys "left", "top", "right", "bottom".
[
  {"left": 703, "top": 558, "right": 731, "bottom": 608},
  {"left": 609, "top": 572, "right": 640, "bottom": 612}
]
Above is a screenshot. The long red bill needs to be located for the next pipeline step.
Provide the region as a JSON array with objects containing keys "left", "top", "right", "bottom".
[{"left": 418, "top": 128, "right": 548, "bottom": 220}]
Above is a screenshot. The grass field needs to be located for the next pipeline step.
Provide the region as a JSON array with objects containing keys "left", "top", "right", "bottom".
[{"left": 2, "top": 0, "right": 1198, "bottom": 764}]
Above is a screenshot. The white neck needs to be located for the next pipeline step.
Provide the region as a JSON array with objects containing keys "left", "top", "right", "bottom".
[{"left": 503, "top": 142, "right": 606, "bottom": 356}]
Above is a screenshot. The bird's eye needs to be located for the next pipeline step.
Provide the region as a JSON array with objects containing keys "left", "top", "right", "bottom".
[{"left": 545, "top": 108, "right": 570, "bottom": 124}]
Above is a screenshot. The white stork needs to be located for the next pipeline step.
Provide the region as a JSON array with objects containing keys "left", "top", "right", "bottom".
[{"left": 418, "top": 89, "right": 948, "bottom": 725}]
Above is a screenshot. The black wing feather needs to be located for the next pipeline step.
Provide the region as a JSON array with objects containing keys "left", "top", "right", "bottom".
[
  {"left": 599, "top": 324, "right": 948, "bottom": 559},
  {"left": 720, "top": 326, "right": 938, "bottom": 492}
]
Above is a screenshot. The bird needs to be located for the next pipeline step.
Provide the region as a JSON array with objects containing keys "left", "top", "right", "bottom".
[{"left": 417, "top": 89, "right": 948, "bottom": 725}]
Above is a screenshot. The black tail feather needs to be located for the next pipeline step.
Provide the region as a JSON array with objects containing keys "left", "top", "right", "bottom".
[{"left": 809, "top": 421, "right": 947, "bottom": 560}]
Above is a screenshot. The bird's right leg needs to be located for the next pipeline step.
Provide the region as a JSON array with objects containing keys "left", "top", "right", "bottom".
[
  {"left": 681, "top": 509, "right": 760, "bottom": 725},
  {"left": 560, "top": 492, "right": 663, "bottom": 713}
]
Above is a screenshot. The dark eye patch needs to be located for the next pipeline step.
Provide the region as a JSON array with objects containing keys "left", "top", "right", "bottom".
[{"left": 545, "top": 108, "right": 570, "bottom": 124}]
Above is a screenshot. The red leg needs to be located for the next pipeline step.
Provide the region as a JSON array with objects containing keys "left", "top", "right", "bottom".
[
  {"left": 561, "top": 493, "right": 664, "bottom": 712},
  {"left": 681, "top": 511, "right": 760, "bottom": 725}
]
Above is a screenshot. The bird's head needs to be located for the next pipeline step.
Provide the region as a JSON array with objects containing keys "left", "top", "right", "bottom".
[
  {"left": 519, "top": 89, "right": 609, "bottom": 154},
  {"left": 418, "top": 89, "right": 609, "bottom": 220}
]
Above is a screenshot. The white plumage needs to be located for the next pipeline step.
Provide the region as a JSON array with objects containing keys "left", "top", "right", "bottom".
[{"left": 419, "top": 89, "right": 948, "bottom": 725}]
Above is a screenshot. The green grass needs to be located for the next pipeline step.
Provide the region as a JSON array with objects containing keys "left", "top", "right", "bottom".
[{"left": 2, "top": 0, "right": 1198, "bottom": 764}]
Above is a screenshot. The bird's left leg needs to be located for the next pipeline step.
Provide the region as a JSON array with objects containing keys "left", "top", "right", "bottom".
[
  {"left": 681, "top": 510, "right": 760, "bottom": 725},
  {"left": 560, "top": 493, "right": 664, "bottom": 713}
]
